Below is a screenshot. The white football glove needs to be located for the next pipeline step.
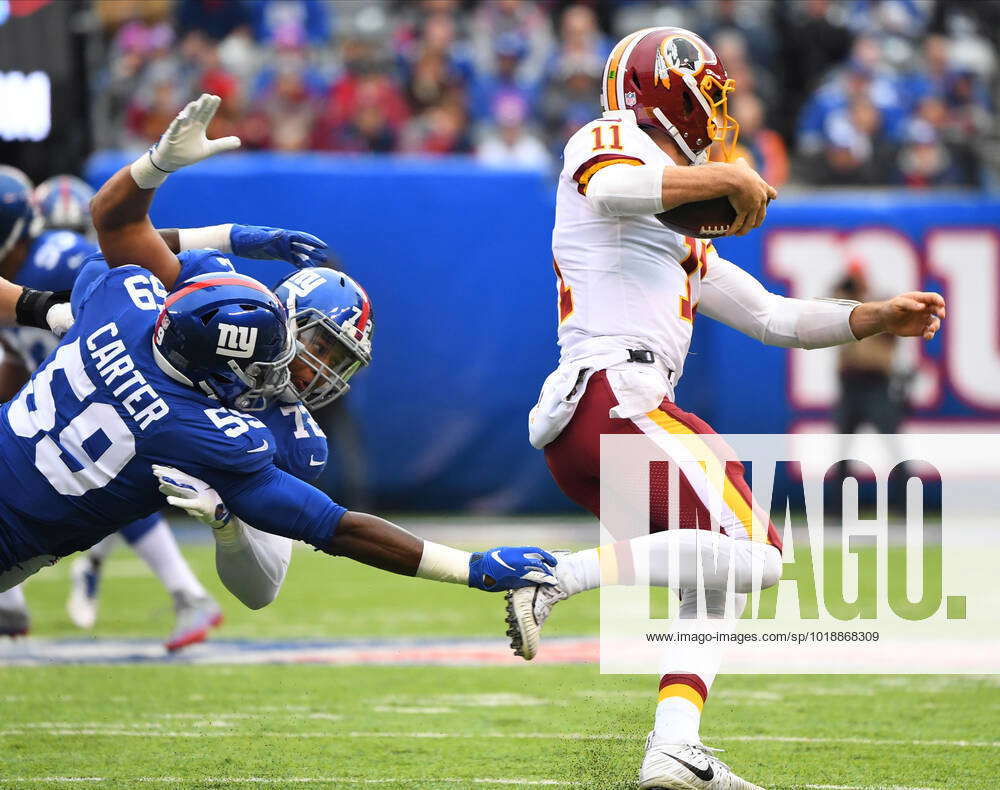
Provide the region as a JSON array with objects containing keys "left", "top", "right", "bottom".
[
  {"left": 130, "top": 94, "right": 241, "bottom": 189},
  {"left": 152, "top": 464, "right": 232, "bottom": 531},
  {"left": 45, "top": 302, "right": 74, "bottom": 337}
]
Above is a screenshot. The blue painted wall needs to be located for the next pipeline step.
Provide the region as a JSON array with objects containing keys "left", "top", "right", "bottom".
[{"left": 86, "top": 154, "right": 1000, "bottom": 511}]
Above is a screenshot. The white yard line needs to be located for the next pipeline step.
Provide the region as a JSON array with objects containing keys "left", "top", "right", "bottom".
[{"left": 1, "top": 727, "right": 998, "bottom": 749}]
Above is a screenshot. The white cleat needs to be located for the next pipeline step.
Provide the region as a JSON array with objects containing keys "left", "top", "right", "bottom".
[
  {"left": 639, "top": 733, "right": 767, "bottom": 790},
  {"left": 67, "top": 556, "right": 102, "bottom": 629},
  {"left": 165, "top": 591, "right": 223, "bottom": 653},
  {"left": 504, "top": 552, "right": 575, "bottom": 660}
]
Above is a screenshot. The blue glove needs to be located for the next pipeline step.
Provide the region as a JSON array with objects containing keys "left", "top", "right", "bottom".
[
  {"left": 229, "top": 224, "right": 328, "bottom": 268},
  {"left": 468, "top": 546, "right": 559, "bottom": 592}
]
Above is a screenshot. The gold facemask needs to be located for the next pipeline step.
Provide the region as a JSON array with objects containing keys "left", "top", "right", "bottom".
[{"left": 700, "top": 74, "right": 740, "bottom": 162}]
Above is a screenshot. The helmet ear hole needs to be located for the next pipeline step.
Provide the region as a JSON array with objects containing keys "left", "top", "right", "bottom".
[
  {"left": 629, "top": 67, "right": 641, "bottom": 91},
  {"left": 682, "top": 92, "right": 694, "bottom": 119}
]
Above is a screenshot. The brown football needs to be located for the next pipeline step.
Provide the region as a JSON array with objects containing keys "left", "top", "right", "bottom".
[
  {"left": 0, "top": 336, "right": 29, "bottom": 403},
  {"left": 655, "top": 196, "right": 736, "bottom": 238}
]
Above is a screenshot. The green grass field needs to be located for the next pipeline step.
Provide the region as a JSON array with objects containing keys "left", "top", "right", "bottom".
[{"left": 2, "top": 540, "right": 998, "bottom": 790}]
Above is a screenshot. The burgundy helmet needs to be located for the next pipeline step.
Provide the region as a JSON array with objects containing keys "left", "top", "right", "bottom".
[{"left": 601, "top": 27, "right": 739, "bottom": 164}]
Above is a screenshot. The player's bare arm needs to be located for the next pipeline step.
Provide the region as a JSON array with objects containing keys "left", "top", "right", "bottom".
[
  {"left": 0, "top": 274, "right": 73, "bottom": 335},
  {"left": 0, "top": 276, "right": 20, "bottom": 324},
  {"left": 155, "top": 464, "right": 557, "bottom": 598},
  {"left": 91, "top": 94, "right": 241, "bottom": 289}
]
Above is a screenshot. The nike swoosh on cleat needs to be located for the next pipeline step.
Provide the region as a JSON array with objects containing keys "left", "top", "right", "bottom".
[
  {"left": 666, "top": 754, "right": 714, "bottom": 782},
  {"left": 247, "top": 440, "right": 269, "bottom": 454},
  {"left": 308, "top": 455, "right": 324, "bottom": 466},
  {"left": 490, "top": 550, "right": 517, "bottom": 572}
]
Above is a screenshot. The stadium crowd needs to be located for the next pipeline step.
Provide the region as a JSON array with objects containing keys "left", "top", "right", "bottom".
[{"left": 93, "top": 0, "right": 999, "bottom": 187}]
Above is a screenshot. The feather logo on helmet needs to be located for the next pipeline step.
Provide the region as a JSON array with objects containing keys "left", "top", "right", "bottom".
[{"left": 654, "top": 35, "right": 708, "bottom": 88}]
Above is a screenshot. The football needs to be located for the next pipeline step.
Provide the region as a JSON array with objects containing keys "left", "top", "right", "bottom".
[{"left": 655, "top": 196, "right": 737, "bottom": 238}]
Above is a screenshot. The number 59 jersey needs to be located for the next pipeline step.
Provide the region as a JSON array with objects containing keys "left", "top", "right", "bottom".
[{"left": 0, "top": 263, "right": 296, "bottom": 570}]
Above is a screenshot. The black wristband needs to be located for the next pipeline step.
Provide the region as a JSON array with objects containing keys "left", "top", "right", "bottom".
[{"left": 15, "top": 288, "right": 64, "bottom": 330}]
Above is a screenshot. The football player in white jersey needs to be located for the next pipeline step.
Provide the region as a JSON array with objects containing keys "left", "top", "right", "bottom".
[{"left": 505, "top": 27, "right": 945, "bottom": 790}]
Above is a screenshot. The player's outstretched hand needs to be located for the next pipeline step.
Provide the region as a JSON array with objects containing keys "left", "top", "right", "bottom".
[
  {"left": 229, "top": 224, "right": 328, "bottom": 267},
  {"left": 153, "top": 464, "right": 232, "bottom": 530},
  {"left": 469, "top": 546, "right": 558, "bottom": 592},
  {"left": 878, "top": 291, "right": 946, "bottom": 340},
  {"left": 149, "top": 93, "right": 241, "bottom": 175}
]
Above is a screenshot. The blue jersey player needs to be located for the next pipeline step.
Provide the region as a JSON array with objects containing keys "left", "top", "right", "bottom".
[
  {"left": 0, "top": 166, "right": 331, "bottom": 649},
  {"left": 0, "top": 94, "right": 558, "bottom": 619}
]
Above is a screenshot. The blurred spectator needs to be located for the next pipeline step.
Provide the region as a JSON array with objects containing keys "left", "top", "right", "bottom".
[
  {"left": 538, "top": 53, "right": 604, "bottom": 155},
  {"left": 471, "top": 31, "right": 540, "bottom": 123},
  {"left": 471, "top": 0, "right": 555, "bottom": 86},
  {"left": 713, "top": 30, "right": 777, "bottom": 118},
  {"left": 703, "top": 0, "right": 776, "bottom": 70},
  {"left": 124, "top": 61, "right": 188, "bottom": 146},
  {"left": 250, "top": 0, "right": 330, "bottom": 47},
  {"left": 797, "top": 37, "right": 906, "bottom": 157},
  {"left": 476, "top": 94, "right": 552, "bottom": 170},
  {"left": 324, "top": 36, "right": 407, "bottom": 123},
  {"left": 176, "top": 0, "right": 251, "bottom": 41},
  {"left": 544, "top": 5, "right": 611, "bottom": 74},
  {"left": 242, "top": 63, "right": 319, "bottom": 152},
  {"left": 893, "top": 119, "right": 961, "bottom": 188},
  {"left": 90, "top": 0, "right": 996, "bottom": 186},
  {"left": 713, "top": 93, "right": 789, "bottom": 187},
  {"left": 97, "top": 0, "right": 172, "bottom": 30},
  {"left": 315, "top": 76, "right": 399, "bottom": 154},
  {"left": 402, "top": 14, "right": 471, "bottom": 114},
  {"left": 818, "top": 96, "right": 893, "bottom": 185},
  {"left": 774, "top": 0, "right": 854, "bottom": 142},
  {"left": 401, "top": 101, "right": 473, "bottom": 155}
]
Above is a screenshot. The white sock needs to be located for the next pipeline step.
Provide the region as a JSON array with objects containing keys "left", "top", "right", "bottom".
[
  {"left": 0, "top": 584, "right": 27, "bottom": 610},
  {"left": 557, "top": 548, "right": 600, "bottom": 595},
  {"left": 654, "top": 696, "right": 703, "bottom": 745},
  {"left": 560, "top": 531, "right": 780, "bottom": 593},
  {"left": 130, "top": 519, "right": 206, "bottom": 598},
  {"left": 88, "top": 534, "right": 119, "bottom": 564},
  {"left": 653, "top": 589, "right": 744, "bottom": 745}
]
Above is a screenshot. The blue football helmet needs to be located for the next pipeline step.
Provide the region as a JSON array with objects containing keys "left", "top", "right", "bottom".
[
  {"left": 34, "top": 174, "right": 95, "bottom": 234},
  {"left": 274, "top": 268, "right": 374, "bottom": 410},
  {"left": 153, "top": 271, "right": 295, "bottom": 411},
  {"left": 0, "top": 166, "right": 41, "bottom": 261}
]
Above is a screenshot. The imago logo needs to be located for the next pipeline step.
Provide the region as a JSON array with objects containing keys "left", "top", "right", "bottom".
[{"left": 216, "top": 323, "right": 258, "bottom": 358}]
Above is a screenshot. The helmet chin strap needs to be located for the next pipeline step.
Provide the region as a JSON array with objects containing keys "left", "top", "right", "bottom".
[{"left": 651, "top": 107, "right": 707, "bottom": 165}]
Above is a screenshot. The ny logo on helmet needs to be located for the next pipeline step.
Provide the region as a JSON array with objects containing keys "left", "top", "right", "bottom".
[{"left": 216, "top": 323, "right": 258, "bottom": 358}]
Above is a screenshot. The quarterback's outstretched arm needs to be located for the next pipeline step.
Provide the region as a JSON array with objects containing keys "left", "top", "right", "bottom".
[{"left": 699, "top": 256, "right": 945, "bottom": 347}]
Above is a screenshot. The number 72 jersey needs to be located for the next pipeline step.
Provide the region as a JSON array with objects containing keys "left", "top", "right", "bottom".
[{"left": 0, "top": 256, "right": 326, "bottom": 570}]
